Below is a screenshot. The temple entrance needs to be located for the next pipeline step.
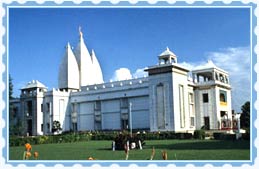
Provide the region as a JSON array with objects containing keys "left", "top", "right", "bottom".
[
  {"left": 204, "top": 116, "right": 210, "bottom": 130},
  {"left": 27, "top": 119, "right": 32, "bottom": 136}
]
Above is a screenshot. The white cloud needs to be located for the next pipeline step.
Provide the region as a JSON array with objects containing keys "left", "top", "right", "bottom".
[
  {"left": 111, "top": 67, "right": 148, "bottom": 82},
  {"left": 207, "top": 47, "right": 251, "bottom": 112},
  {"left": 111, "top": 47, "right": 250, "bottom": 112},
  {"left": 132, "top": 67, "right": 148, "bottom": 78},
  {"left": 180, "top": 46, "right": 251, "bottom": 112},
  {"left": 111, "top": 68, "right": 132, "bottom": 81}
]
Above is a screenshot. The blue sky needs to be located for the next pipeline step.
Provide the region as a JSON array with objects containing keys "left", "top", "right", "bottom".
[{"left": 8, "top": 7, "right": 251, "bottom": 111}]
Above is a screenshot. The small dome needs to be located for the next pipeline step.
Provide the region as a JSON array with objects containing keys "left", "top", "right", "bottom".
[
  {"left": 21, "top": 80, "right": 47, "bottom": 89},
  {"left": 158, "top": 47, "right": 177, "bottom": 64},
  {"left": 159, "top": 47, "right": 176, "bottom": 57}
]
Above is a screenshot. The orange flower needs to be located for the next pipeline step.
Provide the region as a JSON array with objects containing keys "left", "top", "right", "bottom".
[
  {"left": 88, "top": 157, "right": 94, "bottom": 160},
  {"left": 162, "top": 150, "right": 167, "bottom": 160},
  {"left": 25, "top": 151, "right": 31, "bottom": 159},
  {"left": 34, "top": 152, "right": 39, "bottom": 159},
  {"left": 25, "top": 143, "right": 32, "bottom": 151}
]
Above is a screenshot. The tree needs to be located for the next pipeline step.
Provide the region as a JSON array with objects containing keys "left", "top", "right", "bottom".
[
  {"left": 240, "top": 101, "right": 250, "bottom": 129},
  {"left": 52, "top": 120, "right": 62, "bottom": 133},
  {"left": 9, "top": 74, "right": 16, "bottom": 135},
  {"left": 9, "top": 75, "right": 24, "bottom": 136},
  {"left": 9, "top": 74, "right": 14, "bottom": 100}
]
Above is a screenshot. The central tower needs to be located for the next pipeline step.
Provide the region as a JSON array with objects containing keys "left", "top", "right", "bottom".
[
  {"left": 58, "top": 28, "right": 104, "bottom": 90},
  {"left": 145, "top": 47, "right": 192, "bottom": 132}
]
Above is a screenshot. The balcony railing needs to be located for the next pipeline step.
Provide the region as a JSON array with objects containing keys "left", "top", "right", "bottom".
[{"left": 221, "top": 119, "right": 232, "bottom": 130}]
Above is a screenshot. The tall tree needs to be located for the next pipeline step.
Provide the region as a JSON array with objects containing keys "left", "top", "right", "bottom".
[
  {"left": 240, "top": 101, "right": 250, "bottom": 129},
  {"left": 9, "top": 74, "right": 14, "bottom": 100}
]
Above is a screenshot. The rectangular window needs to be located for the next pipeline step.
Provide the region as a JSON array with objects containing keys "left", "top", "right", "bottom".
[
  {"left": 120, "top": 98, "right": 128, "bottom": 108},
  {"left": 203, "top": 93, "right": 209, "bottom": 103},
  {"left": 220, "top": 90, "right": 227, "bottom": 106},
  {"left": 41, "top": 104, "right": 43, "bottom": 112},
  {"left": 46, "top": 103, "right": 50, "bottom": 113},
  {"left": 41, "top": 124, "right": 43, "bottom": 132},
  {"left": 26, "top": 101, "right": 33, "bottom": 116},
  {"left": 95, "top": 115, "right": 101, "bottom": 122},
  {"left": 157, "top": 84, "right": 165, "bottom": 129},
  {"left": 121, "top": 119, "right": 129, "bottom": 130},
  {"left": 189, "top": 104, "right": 194, "bottom": 117},
  {"left": 188, "top": 93, "right": 195, "bottom": 120},
  {"left": 204, "top": 116, "right": 210, "bottom": 130},
  {"left": 179, "top": 85, "right": 185, "bottom": 128},
  {"left": 95, "top": 101, "right": 101, "bottom": 110},
  {"left": 190, "top": 117, "right": 195, "bottom": 127},
  {"left": 189, "top": 93, "right": 194, "bottom": 104}
]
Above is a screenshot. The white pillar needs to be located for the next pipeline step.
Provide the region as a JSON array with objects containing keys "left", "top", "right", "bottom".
[
  {"left": 138, "top": 140, "right": 142, "bottom": 150},
  {"left": 112, "top": 141, "right": 115, "bottom": 151},
  {"left": 129, "top": 102, "right": 132, "bottom": 137}
]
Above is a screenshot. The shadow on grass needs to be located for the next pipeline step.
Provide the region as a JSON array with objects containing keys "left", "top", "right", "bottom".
[{"left": 145, "top": 140, "right": 250, "bottom": 150}]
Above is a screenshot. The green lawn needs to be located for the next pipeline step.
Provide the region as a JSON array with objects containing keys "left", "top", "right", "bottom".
[{"left": 9, "top": 139, "right": 250, "bottom": 160}]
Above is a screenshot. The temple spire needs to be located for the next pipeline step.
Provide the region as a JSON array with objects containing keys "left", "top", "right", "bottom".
[{"left": 79, "top": 26, "right": 83, "bottom": 38}]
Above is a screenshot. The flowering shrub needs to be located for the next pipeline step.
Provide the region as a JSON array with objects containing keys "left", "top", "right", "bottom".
[
  {"left": 114, "top": 132, "right": 145, "bottom": 150},
  {"left": 25, "top": 143, "right": 32, "bottom": 151},
  {"left": 162, "top": 150, "right": 168, "bottom": 160},
  {"left": 25, "top": 151, "right": 31, "bottom": 159},
  {"left": 34, "top": 151, "right": 39, "bottom": 160}
]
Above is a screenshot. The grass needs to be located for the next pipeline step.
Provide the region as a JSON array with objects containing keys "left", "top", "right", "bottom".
[{"left": 9, "top": 139, "right": 250, "bottom": 160}]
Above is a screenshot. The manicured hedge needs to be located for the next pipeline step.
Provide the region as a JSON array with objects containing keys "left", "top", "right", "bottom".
[
  {"left": 10, "top": 130, "right": 197, "bottom": 146},
  {"left": 193, "top": 130, "right": 205, "bottom": 139},
  {"left": 213, "top": 132, "right": 236, "bottom": 140}
]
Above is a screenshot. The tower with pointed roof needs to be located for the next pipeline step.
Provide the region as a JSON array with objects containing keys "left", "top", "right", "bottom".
[
  {"left": 91, "top": 49, "right": 104, "bottom": 84},
  {"left": 58, "top": 43, "right": 80, "bottom": 91},
  {"left": 145, "top": 47, "right": 192, "bottom": 132},
  {"left": 58, "top": 28, "right": 103, "bottom": 90},
  {"left": 73, "top": 28, "right": 103, "bottom": 87}
]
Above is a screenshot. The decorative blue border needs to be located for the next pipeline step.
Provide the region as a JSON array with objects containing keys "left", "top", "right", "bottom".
[{"left": 1, "top": 0, "right": 257, "bottom": 168}]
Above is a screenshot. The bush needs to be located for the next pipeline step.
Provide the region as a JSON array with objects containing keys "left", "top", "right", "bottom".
[
  {"left": 9, "top": 130, "right": 196, "bottom": 147},
  {"left": 38, "top": 136, "right": 49, "bottom": 144},
  {"left": 194, "top": 130, "right": 205, "bottom": 139},
  {"left": 242, "top": 128, "right": 250, "bottom": 140},
  {"left": 114, "top": 132, "right": 145, "bottom": 150},
  {"left": 213, "top": 132, "right": 223, "bottom": 140},
  {"left": 213, "top": 132, "right": 236, "bottom": 140}
]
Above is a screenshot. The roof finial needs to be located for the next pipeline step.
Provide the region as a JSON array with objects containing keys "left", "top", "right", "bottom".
[
  {"left": 79, "top": 26, "right": 83, "bottom": 37},
  {"left": 91, "top": 49, "right": 95, "bottom": 55},
  {"left": 166, "top": 46, "right": 169, "bottom": 51}
]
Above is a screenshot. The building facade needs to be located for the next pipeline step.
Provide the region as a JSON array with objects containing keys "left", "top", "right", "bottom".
[{"left": 9, "top": 30, "right": 232, "bottom": 136}]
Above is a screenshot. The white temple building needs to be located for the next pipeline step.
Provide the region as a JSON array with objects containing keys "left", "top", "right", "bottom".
[{"left": 10, "top": 30, "right": 233, "bottom": 136}]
